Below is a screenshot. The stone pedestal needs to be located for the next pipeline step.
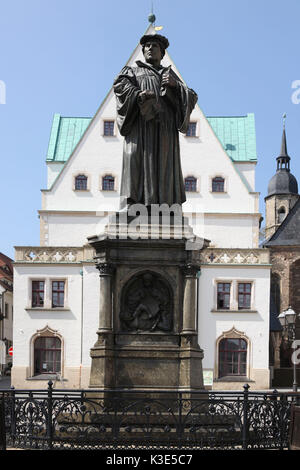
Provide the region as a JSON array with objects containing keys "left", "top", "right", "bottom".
[{"left": 88, "top": 212, "right": 209, "bottom": 392}]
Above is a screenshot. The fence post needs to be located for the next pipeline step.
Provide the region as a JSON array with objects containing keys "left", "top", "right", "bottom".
[
  {"left": 178, "top": 391, "right": 183, "bottom": 446},
  {"left": 0, "top": 396, "right": 6, "bottom": 450},
  {"left": 10, "top": 387, "right": 16, "bottom": 447},
  {"left": 242, "top": 384, "right": 250, "bottom": 450},
  {"left": 47, "top": 381, "right": 53, "bottom": 450}
]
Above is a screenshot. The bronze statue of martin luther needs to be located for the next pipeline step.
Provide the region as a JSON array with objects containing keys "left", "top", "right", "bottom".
[{"left": 113, "top": 34, "right": 198, "bottom": 209}]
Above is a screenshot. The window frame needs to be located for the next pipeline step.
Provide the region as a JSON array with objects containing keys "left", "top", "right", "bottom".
[
  {"left": 74, "top": 174, "right": 88, "bottom": 191},
  {"left": 31, "top": 280, "right": 45, "bottom": 308},
  {"left": 212, "top": 279, "right": 255, "bottom": 312},
  {"left": 218, "top": 337, "right": 247, "bottom": 378},
  {"left": 51, "top": 280, "right": 66, "bottom": 309},
  {"left": 237, "top": 282, "right": 252, "bottom": 310},
  {"left": 184, "top": 176, "right": 197, "bottom": 192},
  {"left": 212, "top": 176, "right": 225, "bottom": 193},
  {"left": 186, "top": 121, "right": 197, "bottom": 138},
  {"left": 103, "top": 120, "right": 115, "bottom": 137},
  {"left": 34, "top": 336, "right": 62, "bottom": 376},
  {"left": 102, "top": 174, "right": 115, "bottom": 191},
  {"left": 216, "top": 282, "right": 231, "bottom": 310}
]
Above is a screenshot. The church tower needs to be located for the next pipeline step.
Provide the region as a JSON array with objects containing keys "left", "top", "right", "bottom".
[{"left": 265, "top": 121, "right": 299, "bottom": 240}]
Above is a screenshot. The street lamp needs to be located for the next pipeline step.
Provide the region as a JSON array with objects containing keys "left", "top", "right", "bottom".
[{"left": 278, "top": 307, "right": 299, "bottom": 392}]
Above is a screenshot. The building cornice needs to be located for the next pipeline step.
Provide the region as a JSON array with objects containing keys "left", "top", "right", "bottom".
[
  {"left": 14, "top": 245, "right": 270, "bottom": 267},
  {"left": 200, "top": 248, "right": 270, "bottom": 266}
]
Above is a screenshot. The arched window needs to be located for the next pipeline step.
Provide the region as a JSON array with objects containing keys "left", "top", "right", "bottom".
[
  {"left": 184, "top": 176, "right": 197, "bottom": 192},
  {"left": 278, "top": 207, "right": 286, "bottom": 224},
  {"left": 34, "top": 336, "right": 61, "bottom": 375},
  {"left": 218, "top": 338, "right": 247, "bottom": 377},
  {"left": 75, "top": 174, "right": 88, "bottom": 190},
  {"left": 102, "top": 175, "right": 115, "bottom": 191},
  {"left": 212, "top": 176, "right": 225, "bottom": 192}
]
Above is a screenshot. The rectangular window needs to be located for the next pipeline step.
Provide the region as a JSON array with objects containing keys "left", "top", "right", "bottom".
[
  {"left": 104, "top": 120, "right": 114, "bottom": 136},
  {"left": 217, "top": 283, "right": 231, "bottom": 309},
  {"left": 186, "top": 122, "right": 197, "bottom": 137},
  {"left": 52, "top": 281, "right": 65, "bottom": 308},
  {"left": 4, "top": 303, "right": 8, "bottom": 318},
  {"left": 238, "top": 283, "right": 252, "bottom": 310},
  {"left": 32, "top": 281, "right": 45, "bottom": 308}
]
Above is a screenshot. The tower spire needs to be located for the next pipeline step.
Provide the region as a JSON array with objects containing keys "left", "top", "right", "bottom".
[
  {"left": 148, "top": 1, "right": 156, "bottom": 25},
  {"left": 279, "top": 113, "right": 288, "bottom": 157},
  {"left": 277, "top": 113, "right": 290, "bottom": 170}
]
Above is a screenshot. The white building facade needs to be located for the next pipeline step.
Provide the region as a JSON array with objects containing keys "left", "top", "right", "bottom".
[{"left": 12, "top": 26, "right": 271, "bottom": 390}]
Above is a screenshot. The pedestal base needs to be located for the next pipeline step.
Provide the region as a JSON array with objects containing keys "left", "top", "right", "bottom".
[
  {"left": 89, "top": 332, "right": 204, "bottom": 391},
  {"left": 88, "top": 213, "right": 209, "bottom": 392}
]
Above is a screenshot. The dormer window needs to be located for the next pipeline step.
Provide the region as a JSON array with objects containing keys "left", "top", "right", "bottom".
[
  {"left": 102, "top": 174, "right": 115, "bottom": 191},
  {"left": 185, "top": 176, "right": 197, "bottom": 192},
  {"left": 75, "top": 174, "right": 88, "bottom": 191},
  {"left": 212, "top": 176, "right": 225, "bottom": 192}
]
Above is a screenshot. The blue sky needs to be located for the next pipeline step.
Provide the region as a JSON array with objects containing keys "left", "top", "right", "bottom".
[{"left": 0, "top": 0, "right": 299, "bottom": 258}]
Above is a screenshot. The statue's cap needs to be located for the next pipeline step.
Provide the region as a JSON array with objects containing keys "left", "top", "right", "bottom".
[{"left": 140, "top": 34, "right": 169, "bottom": 51}]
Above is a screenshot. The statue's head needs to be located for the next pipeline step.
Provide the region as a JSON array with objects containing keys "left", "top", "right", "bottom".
[
  {"left": 142, "top": 272, "right": 153, "bottom": 286},
  {"left": 140, "top": 34, "right": 169, "bottom": 64}
]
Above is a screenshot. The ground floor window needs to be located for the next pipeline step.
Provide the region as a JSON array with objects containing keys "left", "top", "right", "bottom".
[
  {"left": 218, "top": 338, "right": 247, "bottom": 377},
  {"left": 34, "top": 336, "right": 61, "bottom": 375}
]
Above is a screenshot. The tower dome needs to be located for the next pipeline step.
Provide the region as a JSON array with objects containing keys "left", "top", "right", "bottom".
[{"left": 267, "top": 126, "right": 298, "bottom": 197}]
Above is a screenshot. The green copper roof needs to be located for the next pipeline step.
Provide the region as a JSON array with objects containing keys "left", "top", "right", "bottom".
[
  {"left": 207, "top": 113, "right": 257, "bottom": 162},
  {"left": 46, "top": 114, "right": 91, "bottom": 162},
  {"left": 46, "top": 112, "right": 257, "bottom": 163}
]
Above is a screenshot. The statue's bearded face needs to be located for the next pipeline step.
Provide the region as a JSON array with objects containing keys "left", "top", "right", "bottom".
[{"left": 143, "top": 41, "right": 163, "bottom": 65}]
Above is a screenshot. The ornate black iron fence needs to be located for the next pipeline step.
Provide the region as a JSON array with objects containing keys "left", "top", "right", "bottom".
[{"left": 0, "top": 382, "right": 297, "bottom": 450}]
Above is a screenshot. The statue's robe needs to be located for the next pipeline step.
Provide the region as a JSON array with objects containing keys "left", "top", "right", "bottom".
[{"left": 113, "top": 61, "right": 198, "bottom": 207}]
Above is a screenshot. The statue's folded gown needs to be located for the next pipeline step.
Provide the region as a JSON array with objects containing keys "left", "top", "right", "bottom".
[{"left": 113, "top": 61, "right": 198, "bottom": 207}]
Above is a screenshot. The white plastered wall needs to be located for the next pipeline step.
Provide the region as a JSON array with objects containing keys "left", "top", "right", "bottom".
[
  {"left": 12, "top": 264, "right": 99, "bottom": 388},
  {"left": 198, "top": 265, "right": 271, "bottom": 390}
]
